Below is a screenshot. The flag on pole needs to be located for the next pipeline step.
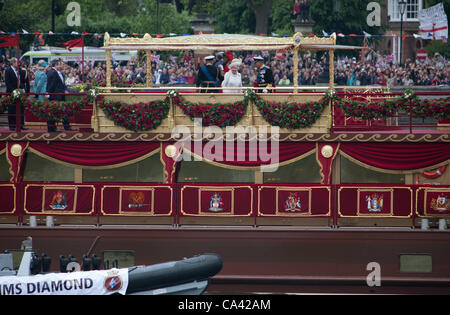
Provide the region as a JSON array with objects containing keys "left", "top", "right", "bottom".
[
  {"left": 61, "top": 37, "right": 84, "bottom": 51},
  {"left": 0, "top": 36, "right": 19, "bottom": 47}
]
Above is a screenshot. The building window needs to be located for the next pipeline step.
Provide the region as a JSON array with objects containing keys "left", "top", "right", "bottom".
[{"left": 389, "top": 0, "right": 423, "bottom": 22}]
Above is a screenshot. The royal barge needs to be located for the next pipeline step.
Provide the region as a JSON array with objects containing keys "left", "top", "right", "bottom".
[{"left": 0, "top": 33, "right": 449, "bottom": 294}]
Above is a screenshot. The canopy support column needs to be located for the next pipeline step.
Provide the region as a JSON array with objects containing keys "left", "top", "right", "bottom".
[
  {"left": 146, "top": 50, "right": 152, "bottom": 87},
  {"left": 293, "top": 46, "right": 299, "bottom": 94},
  {"left": 329, "top": 33, "right": 337, "bottom": 90},
  {"left": 106, "top": 50, "right": 111, "bottom": 88}
]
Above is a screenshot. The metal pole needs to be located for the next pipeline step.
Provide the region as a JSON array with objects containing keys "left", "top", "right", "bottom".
[
  {"left": 51, "top": 0, "right": 55, "bottom": 33},
  {"left": 81, "top": 34, "right": 85, "bottom": 83},
  {"left": 16, "top": 32, "right": 21, "bottom": 132},
  {"left": 400, "top": 14, "right": 403, "bottom": 66},
  {"left": 156, "top": 1, "right": 160, "bottom": 35}
]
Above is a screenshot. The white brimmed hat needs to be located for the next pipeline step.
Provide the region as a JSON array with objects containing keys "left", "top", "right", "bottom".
[
  {"left": 204, "top": 55, "right": 215, "bottom": 61},
  {"left": 254, "top": 56, "right": 264, "bottom": 61},
  {"left": 229, "top": 58, "right": 242, "bottom": 68}
]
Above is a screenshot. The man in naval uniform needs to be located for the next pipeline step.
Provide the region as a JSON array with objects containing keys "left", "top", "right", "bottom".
[
  {"left": 253, "top": 56, "right": 274, "bottom": 93},
  {"left": 196, "top": 55, "right": 219, "bottom": 93}
]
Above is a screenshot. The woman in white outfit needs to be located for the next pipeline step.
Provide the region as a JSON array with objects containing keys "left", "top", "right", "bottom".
[{"left": 222, "top": 59, "right": 243, "bottom": 93}]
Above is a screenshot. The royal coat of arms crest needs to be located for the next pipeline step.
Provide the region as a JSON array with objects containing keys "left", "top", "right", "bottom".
[
  {"left": 430, "top": 194, "right": 450, "bottom": 212},
  {"left": 366, "top": 194, "right": 383, "bottom": 212},
  {"left": 49, "top": 190, "right": 67, "bottom": 210},
  {"left": 209, "top": 192, "right": 224, "bottom": 212},
  {"left": 285, "top": 193, "right": 302, "bottom": 212},
  {"left": 128, "top": 192, "right": 147, "bottom": 209}
]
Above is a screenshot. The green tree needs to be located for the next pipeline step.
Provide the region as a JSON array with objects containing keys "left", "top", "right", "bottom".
[
  {"left": 424, "top": 0, "right": 450, "bottom": 15},
  {"left": 311, "top": 0, "right": 384, "bottom": 36}
]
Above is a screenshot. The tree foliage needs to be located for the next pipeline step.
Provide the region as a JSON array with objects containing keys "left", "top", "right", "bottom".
[{"left": 0, "top": 0, "right": 192, "bottom": 35}]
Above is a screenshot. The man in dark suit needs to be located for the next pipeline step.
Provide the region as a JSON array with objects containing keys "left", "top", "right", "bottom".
[
  {"left": 5, "top": 57, "right": 28, "bottom": 131},
  {"left": 195, "top": 55, "right": 219, "bottom": 93},
  {"left": 46, "top": 58, "right": 71, "bottom": 132}
]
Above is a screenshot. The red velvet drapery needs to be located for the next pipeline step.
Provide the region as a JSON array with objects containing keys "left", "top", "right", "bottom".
[
  {"left": 340, "top": 143, "right": 450, "bottom": 171},
  {"left": 3, "top": 141, "right": 449, "bottom": 184},
  {"left": 28, "top": 142, "right": 160, "bottom": 168}
]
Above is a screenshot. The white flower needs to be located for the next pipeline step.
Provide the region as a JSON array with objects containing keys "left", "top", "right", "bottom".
[
  {"left": 404, "top": 89, "right": 414, "bottom": 99},
  {"left": 167, "top": 90, "right": 178, "bottom": 98},
  {"left": 89, "top": 89, "right": 97, "bottom": 98},
  {"left": 12, "top": 89, "right": 24, "bottom": 99},
  {"left": 244, "top": 89, "right": 255, "bottom": 98}
]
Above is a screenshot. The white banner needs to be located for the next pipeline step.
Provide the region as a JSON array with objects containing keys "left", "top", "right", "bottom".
[
  {"left": 419, "top": 2, "right": 448, "bottom": 40},
  {"left": 0, "top": 268, "right": 128, "bottom": 295}
]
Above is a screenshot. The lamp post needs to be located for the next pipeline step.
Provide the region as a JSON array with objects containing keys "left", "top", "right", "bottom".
[{"left": 398, "top": 0, "right": 407, "bottom": 66}]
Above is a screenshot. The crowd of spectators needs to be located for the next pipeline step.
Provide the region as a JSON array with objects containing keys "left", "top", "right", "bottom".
[
  {"left": 0, "top": 48, "right": 449, "bottom": 92},
  {"left": 335, "top": 51, "right": 450, "bottom": 87}
]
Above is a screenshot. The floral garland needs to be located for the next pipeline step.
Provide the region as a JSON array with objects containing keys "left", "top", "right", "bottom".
[
  {"left": 27, "top": 96, "right": 91, "bottom": 122},
  {"left": 97, "top": 96, "right": 170, "bottom": 132},
  {"left": 396, "top": 90, "right": 450, "bottom": 120},
  {"left": 244, "top": 89, "right": 330, "bottom": 129},
  {"left": 168, "top": 90, "right": 247, "bottom": 127},
  {"left": 0, "top": 89, "right": 28, "bottom": 114},
  {"left": 0, "top": 89, "right": 90, "bottom": 122},
  {"left": 335, "top": 89, "right": 450, "bottom": 121},
  {"left": 333, "top": 95, "right": 398, "bottom": 121}
]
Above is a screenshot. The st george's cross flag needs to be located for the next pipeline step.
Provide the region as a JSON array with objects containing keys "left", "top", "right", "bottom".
[{"left": 419, "top": 2, "right": 448, "bottom": 40}]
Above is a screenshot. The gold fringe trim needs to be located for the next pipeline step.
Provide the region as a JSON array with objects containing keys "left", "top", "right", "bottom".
[
  {"left": 340, "top": 151, "right": 450, "bottom": 175},
  {"left": 27, "top": 146, "right": 161, "bottom": 170}
]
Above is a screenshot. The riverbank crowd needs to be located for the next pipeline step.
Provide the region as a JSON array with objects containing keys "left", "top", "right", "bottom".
[{"left": 1, "top": 49, "right": 449, "bottom": 91}]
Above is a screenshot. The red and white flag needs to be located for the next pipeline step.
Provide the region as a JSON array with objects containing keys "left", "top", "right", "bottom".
[{"left": 419, "top": 2, "right": 448, "bottom": 40}]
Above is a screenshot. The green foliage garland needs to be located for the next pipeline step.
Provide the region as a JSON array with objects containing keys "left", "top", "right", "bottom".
[
  {"left": 334, "top": 89, "right": 450, "bottom": 121},
  {"left": 27, "top": 96, "right": 91, "bottom": 122},
  {"left": 244, "top": 89, "right": 330, "bottom": 129},
  {"left": 169, "top": 91, "right": 247, "bottom": 127},
  {"left": 97, "top": 96, "right": 170, "bottom": 132}
]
